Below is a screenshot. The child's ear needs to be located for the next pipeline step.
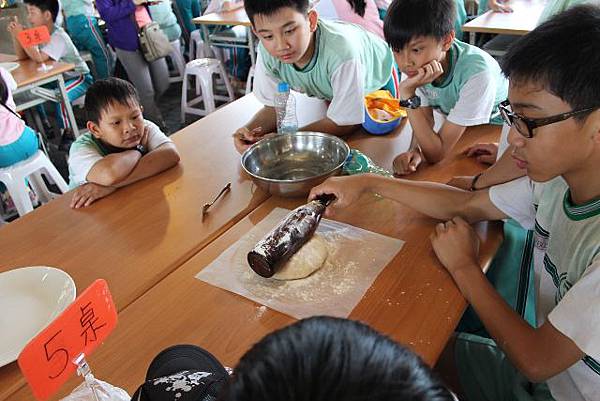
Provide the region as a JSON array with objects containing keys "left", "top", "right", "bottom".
[
  {"left": 43, "top": 10, "right": 53, "bottom": 23},
  {"left": 87, "top": 121, "right": 102, "bottom": 139},
  {"left": 442, "top": 31, "right": 455, "bottom": 51},
  {"left": 308, "top": 9, "right": 318, "bottom": 32}
]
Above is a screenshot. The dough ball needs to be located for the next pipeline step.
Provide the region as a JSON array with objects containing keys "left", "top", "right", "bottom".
[{"left": 272, "top": 234, "right": 328, "bottom": 280}]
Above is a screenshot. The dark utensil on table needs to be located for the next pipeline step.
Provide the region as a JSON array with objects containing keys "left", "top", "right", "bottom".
[
  {"left": 247, "top": 194, "right": 336, "bottom": 277},
  {"left": 202, "top": 183, "right": 231, "bottom": 221}
]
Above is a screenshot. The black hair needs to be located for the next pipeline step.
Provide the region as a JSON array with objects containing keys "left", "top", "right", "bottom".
[
  {"left": 384, "top": 0, "right": 456, "bottom": 52},
  {"left": 84, "top": 78, "right": 141, "bottom": 124},
  {"left": 347, "top": 0, "right": 366, "bottom": 18},
  {"left": 502, "top": 5, "right": 600, "bottom": 120},
  {"left": 24, "top": 0, "right": 59, "bottom": 22},
  {"left": 221, "top": 317, "right": 454, "bottom": 401},
  {"left": 244, "top": 0, "right": 310, "bottom": 25}
]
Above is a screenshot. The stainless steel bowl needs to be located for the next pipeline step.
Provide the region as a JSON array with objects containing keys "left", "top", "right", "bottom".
[{"left": 241, "top": 132, "right": 350, "bottom": 197}]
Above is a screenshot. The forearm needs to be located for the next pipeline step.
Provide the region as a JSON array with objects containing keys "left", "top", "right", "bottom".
[
  {"left": 301, "top": 118, "right": 358, "bottom": 137},
  {"left": 244, "top": 106, "right": 277, "bottom": 133},
  {"left": 87, "top": 151, "right": 141, "bottom": 186},
  {"left": 113, "top": 145, "right": 180, "bottom": 187},
  {"left": 365, "top": 174, "right": 485, "bottom": 222},
  {"left": 452, "top": 266, "right": 575, "bottom": 382},
  {"left": 10, "top": 36, "right": 27, "bottom": 60},
  {"left": 406, "top": 108, "right": 445, "bottom": 162},
  {"left": 23, "top": 47, "right": 50, "bottom": 62},
  {"left": 475, "top": 146, "right": 525, "bottom": 189}
]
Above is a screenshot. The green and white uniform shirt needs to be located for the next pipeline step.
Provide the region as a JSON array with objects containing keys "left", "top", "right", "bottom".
[
  {"left": 253, "top": 19, "right": 395, "bottom": 126},
  {"left": 416, "top": 39, "right": 508, "bottom": 126},
  {"left": 68, "top": 120, "right": 172, "bottom": 188},
  {"left": 42, "top": 26, "right": 90, "bottom": 79},
  {"left": 490, "top": 177, "right": 600, "bottom": 401}
]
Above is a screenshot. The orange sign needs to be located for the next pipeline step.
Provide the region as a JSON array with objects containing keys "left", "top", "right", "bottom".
[
  {"left": 17, "top": 26, "right": 51, "bottom": 48},
  {"left": 18, "top": 279, "right": 118, "bottom": 401}
]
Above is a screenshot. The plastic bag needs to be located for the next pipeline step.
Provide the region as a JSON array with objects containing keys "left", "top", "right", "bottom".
[{"left": 59, "top": 377, "right": 130, "bottom": 401}]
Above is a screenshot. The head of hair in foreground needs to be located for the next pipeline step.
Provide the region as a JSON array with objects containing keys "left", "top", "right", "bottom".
[
  {"left": 244, "top": 0, "right": 310, "bottom": 25},
  {"left": 501, "top": 4, "right": 600, "bottom": 120},
  {"left": 220, "top": 316, "right": 454, "bottom": 401},
  {"left": 383, "top": 0, "right": 456, "bottom": 52},
  {"left": 84, "top": 77, "right": 141, "bottom": 125}
]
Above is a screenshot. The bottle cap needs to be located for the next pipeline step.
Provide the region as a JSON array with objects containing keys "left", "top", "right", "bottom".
[{"left": 277, "top": 82, "right": 290, "bottom": 92}]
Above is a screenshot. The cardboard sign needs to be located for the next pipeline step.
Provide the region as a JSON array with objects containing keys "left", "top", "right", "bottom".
[
  {"left": 18, "top": 279, "right": 118, "bottom": 401},
  {"left": 17, "top": 26, "right": 51, "bottom": 48}
]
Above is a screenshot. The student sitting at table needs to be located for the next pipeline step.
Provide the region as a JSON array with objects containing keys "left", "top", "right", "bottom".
[
  {"left": 384, "top": 0, "right": 507, "bottom": 175},
  {"left": 6, "top": 0, "right": 93, "bottom": 136},
  {"left": 222, "top": 316, "right": 456, "bottom": 401},
  {"left": 0, "top": 67, "right": 40, "bottom": 215},
  {"left": 310, "top": 5, "right": 600, "bottom": 400},
  {"left": 68, "top": 78, "right": 180, "bottom": 209},
  {"left": 232, "top": 0, "right": 398, "bottom": 153}
]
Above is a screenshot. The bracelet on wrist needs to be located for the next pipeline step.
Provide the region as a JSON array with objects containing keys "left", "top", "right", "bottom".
[{"left": 470, "top": 173, "right": 483, "bottom": 191}]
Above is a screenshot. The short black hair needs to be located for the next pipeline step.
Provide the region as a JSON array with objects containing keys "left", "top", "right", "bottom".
[
  {"left": 502, "top": 5, "right": 600, "bottom": 119},
  {"left": 24, "top": 0, "right": 59, "bottom": 22},
  {"left": 244, "top": 0, "right": 310, "bottom": 25},
  {"left": 384, "top": 0, "right": 456, "bottom": 52},
  {"left": 84, "top": 78, "right": 141, "bottom": 124},
  {"left": 221, "top": 317, "right": 454, "bottom": 401}
]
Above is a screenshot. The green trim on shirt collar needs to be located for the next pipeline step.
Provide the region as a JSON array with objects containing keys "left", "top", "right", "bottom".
[
  {"left": 90, "top": 135, "right": 131, "bottom": 157},
  {"left": 294, "top": 26, "right": 320, "bottom": 73},
  {"left": 563, "top": 189, "right": 600, "bottom": 221},
  {"left": 432, "top": 40, "right": 458, "bottom": 89}
]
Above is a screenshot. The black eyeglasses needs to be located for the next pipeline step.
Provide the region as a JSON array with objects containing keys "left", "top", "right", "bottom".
[{"left": 499, "top": 100, "right": 597, "bottom": 138}]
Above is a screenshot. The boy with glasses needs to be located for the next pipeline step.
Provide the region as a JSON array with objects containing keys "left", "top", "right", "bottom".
[{"left": 309, "top": 5, "right": 600, "bottom": 400}]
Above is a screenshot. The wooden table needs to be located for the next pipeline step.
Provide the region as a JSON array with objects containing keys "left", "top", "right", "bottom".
[
  {"left": 4, "top": 119, "right": 502, "bottom": 400},
  {"left": 192, "top": 7, "right": 256, "bottom": 66},
  {"left": 0, "top": 54, "right": 80, "bottom": 137},
  {"left": 463, "top": 0, "right": 547, "bottom": 43},
  {"left": 0, "top": 93, "right": 327, "bottom": 400}
]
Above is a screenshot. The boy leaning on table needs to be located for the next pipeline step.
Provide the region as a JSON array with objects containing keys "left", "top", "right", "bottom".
[
  {"left": 310, "top": 5, "right": 600, "bottom": 401},
  {"left": 6, "top": 0, "right": 93, "bottom": 134},
  {"left": 385, "top": 0, "right": 508, "bottom": 176},
  {"left": 232, "top": 0, "right": 399, "bottom": 153},
  {"left": 67, "top": 78, "right": 180, "bottom": 209}
]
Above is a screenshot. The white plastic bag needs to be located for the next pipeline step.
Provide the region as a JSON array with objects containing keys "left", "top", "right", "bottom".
[{"left": 60, "top": 377, "right": 130, "bottom": 401}]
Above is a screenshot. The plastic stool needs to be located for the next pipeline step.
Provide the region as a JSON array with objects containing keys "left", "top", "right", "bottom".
[
  {"left": 189, "top": 30, "right": 210, "bottom": 60},
  {"left": 181, "top": 58, "right": 235, "bottom": 122},
  {"left": 0, "top": 150, "right": 68, "bottom": 216},
  {"left": 168, "top": 39, "right": 186, "bottom": 83}
]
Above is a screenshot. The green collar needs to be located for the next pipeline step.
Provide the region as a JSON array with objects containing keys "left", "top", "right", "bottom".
[
  {"left": 294, "top": 26, "right": 320, "bottom": 73},
  {"left": 90, "top": 135, "right": 129, "bottom": 157},
  {"left": 432, "top": 41, "right": 458, "bottom": 89},
  {"left": 563, "top": 189, "right": 600, "bottom": 221}
]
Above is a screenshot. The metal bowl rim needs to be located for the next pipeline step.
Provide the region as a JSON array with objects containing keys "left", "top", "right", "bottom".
[{"left": 240, "top": 132, "right": 350, "bottom": 184}]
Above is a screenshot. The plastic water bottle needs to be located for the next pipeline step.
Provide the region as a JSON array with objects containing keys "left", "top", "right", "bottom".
[{"left": 274, "top": 82, "right": 298, "bottom": 135}]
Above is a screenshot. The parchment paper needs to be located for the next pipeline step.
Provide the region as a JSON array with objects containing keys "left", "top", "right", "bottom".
[{"left": 195, "top": 208, "right": 404, "bottom": 319}]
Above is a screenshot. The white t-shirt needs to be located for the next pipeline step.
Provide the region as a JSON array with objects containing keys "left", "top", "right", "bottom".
[
  {"left": 68, "top": 120, "right": 172, "bottom": 188},
  {"left": 417, "top": 70, "right": 500, "bottom": 127},
  {"left": 42, "top": 26, "right": 90, "bottom": 78},
  {"left": 490, "top": 177, "right": 600, "bottom": 401}
]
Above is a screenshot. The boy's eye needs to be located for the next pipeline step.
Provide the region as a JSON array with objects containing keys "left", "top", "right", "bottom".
[
  {"left": 284, "top": 28, "right": 296, "bottom": 35},
  {"left": 112, "top": 121, "right": 120, "bottom": 126},
  {"left": 262, "top": 35, "right": 273, "bottom": 40}
]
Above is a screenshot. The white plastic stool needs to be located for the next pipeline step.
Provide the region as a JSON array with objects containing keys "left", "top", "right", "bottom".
[
  {"left": 168, "top": 39, "right": 186, "bottom": 83},
  {"left": 189, "top": 30, "right": 210, "bottom": 60},
  {"left": 0, "top": 150, "right": 68, "bottom": 216},
  {"left": 181, "top": 58, "right": 235, "bottom": 122}
]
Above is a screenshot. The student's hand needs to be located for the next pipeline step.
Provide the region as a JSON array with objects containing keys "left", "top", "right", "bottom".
[
  {"left": 233, "top": 126, "right": 266, "bottom": 154},
  {"left": 399, "top": 60, "right": 444, "bottom": 99},
  {"left": 489, "top": 0, "right": 513, "bottom": 13},
  {"left": 308, "top": 175, "right": 369, "bottom": 217},
  {"left": 70, "top": 183, "right": 116, "bottom": 209},
  {"left": 464, "top": 142, "right": 498, "bottom": 165},
  {"left": 140, "top": 124, "right": 150, "bottom": 148},
  {"left": 7, "top": 16, "right": 24, "bottom": 34},
  {"left": 447, "top": 176, "right": 474, "bottom": 190},
  {"left": 430, "top": 216, "right": 481, "bottom": 277},
  {"left": 392, "top": 149, "right": 423, "bottom": 175}
]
